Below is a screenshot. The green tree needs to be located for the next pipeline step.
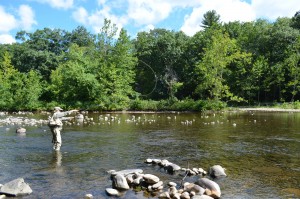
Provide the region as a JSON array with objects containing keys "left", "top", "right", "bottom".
[
  {"left": 50, "top": 44, "right": 100, "bottom": 105},
  {"left": 201, "top": 10, "right": 221, "bottom": 29},
  {"left": 0, "top": 51, "right": 42, "bottom": 110},
  {"left": 12, "top": 70, "right": 42, "bottom": 110},
  {"left": 285, "top": 37, "right": 300, "bottom": 101},
  {"left": 13, "top": 28, "right": 69, "bottom": 80},
  {"left": 0, "top": 52, "right": 16, "bottom": 109},
  {"left": 265, "top": 18, "right": 299, "bottom": 101},
  {"left": 93, "top": 19, "right": 137, "bottom": 110},
  {"left": 291, "top": 10, "right": 300, "bottom": 30},
  {"left": 68, "top": 26, "right": 95, "bottom": 47},
  {"left": 195, "top": 30, "right": 247, "bottom": 101},
  {"left": 134, "top": 29, "right": 188, "bottom": 100}
]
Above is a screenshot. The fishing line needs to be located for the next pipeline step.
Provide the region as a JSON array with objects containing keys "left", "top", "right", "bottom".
[{"left": 138, "top": 59, "right": 158, "bottom": 96}]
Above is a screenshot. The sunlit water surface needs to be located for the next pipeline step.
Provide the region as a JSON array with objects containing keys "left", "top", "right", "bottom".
[{"left": 0, "top": 111, "right": 299, "bottom": 199}]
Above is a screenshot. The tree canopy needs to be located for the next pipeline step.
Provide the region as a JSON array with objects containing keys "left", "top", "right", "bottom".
[{"left": 0, "top": 11, "right": 300, "bottom": 111}]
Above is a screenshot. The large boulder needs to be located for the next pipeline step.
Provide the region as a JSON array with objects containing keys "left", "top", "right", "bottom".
[{"left": 0, "top": 178, "right": 32, "bottom": 196}]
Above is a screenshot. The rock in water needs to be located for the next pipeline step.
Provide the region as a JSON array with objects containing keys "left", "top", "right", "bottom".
[
  {"left": 112, "top": 174, "right": 130, "bottom": 190},
  {"left": 195, "top": 178, "right": 221, "bottom": 199},
  {"left": 183, "top": 182, "right": 205, "bottom": 195},
  {"left": 165, "top": 163, "right": 181, "bottom": 173},
  {"left": 0, "top": 178, "right": 32, "bottom": 196},
  {"left": 209, "top": 165, "right": 227, "bottom": 178},
  {"left": 16, "top": 127, "right": 26, "bottom": 134},
  {"left": 143, "top": 174, "right": 160, "bottom": 184},
  {"left": 105, "top": 188, "right": 119, "bottom": 196},
  {"left": 192, "top": 195, "right": 214, "bottom": 199},
  {"left": 110, "top": 169, "right": 143, "bottom": 177},
  {"left": 84, "top": 193, "right": 93, "bottom": 199}
]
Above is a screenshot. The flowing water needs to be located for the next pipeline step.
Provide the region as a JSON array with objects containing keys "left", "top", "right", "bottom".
[{"left": 0, "top": 111, "right": 299, "bottom": 199}]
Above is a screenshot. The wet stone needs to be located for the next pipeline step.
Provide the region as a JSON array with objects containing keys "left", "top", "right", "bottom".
[
  {"left": 143, "top": 174, "right": 160, "bottom": 184},
  {"left": 105, "top": 188, "right": 119, "bottom": 196}
]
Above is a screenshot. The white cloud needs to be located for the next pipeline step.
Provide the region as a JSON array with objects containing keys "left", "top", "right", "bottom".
[
  {"left": 18, "top": 5, "right": 37, "bottom": 30},
  {"left": 181, "top": 0, "right": 300, "bottom": 36},
  {"left": 180, "top": 8, "right": 203, "bottom": 36},
  {"left": 164, "top": 0, "right": 203, "bottom": 9},
  {"left": 127, "top": 0, "right": 172, "bottom": 26},
  {"left": 48, "top": 0, "right": 74, "bottom": 9},
  {"left": 72, "top": 0, "right": 199, "bottom": 36},
  {"left": 35, "top": 0, "right": 74, "bottom": 9},
  {"left": 72, "top": 0, "right": 300, "bottom": 38},
  {"left": 0, "top": 6, "right": 18, "bottom": 33},
  {"left": 97, "top": 0, "right": 106, "bottom": 6},
  {"left": 73, "top": 5, "right": 127, "bottom": 35},
  {"left": 252, "top": 0, "right": 299, "bottom": 20},
  {"left": 73, "top": 7, "right": 88, "bottom": 24},
  {"left": 181, "top": 0, "right": 255, "bottom": 36},
  {"left": 0, "top": 34, "right": 16, "bottom": 44},
  {"left": 138, "top": 24, "right": 155, "bottom": 34},
  {"left": 0, "top": 5, "right": 36, "bottom": 43}
]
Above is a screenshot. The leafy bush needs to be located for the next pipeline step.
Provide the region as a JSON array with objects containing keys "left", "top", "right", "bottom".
[
  {"left": 129, "top": 99, "right": 227, "bottom": 111},
  {"left": 129, "top": 99, "right": 159, "bottom": 111},
  {"left": 277, "top": 101, "right": 300, "bottom": 109},
  {"left": 200, "top": 100, "right": 227, "bottom": 111}
]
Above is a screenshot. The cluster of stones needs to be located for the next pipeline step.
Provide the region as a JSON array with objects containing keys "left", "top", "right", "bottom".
[
  {"left": 105, "top": 169, "right": 152, "bottom": 196},
  {"left": 0, "top": 116, "right": 48, "bottom": 127},
  {"left": 158, "top": 178, "right": 221, "bottom": 199},
  {"left": 145, "top": 158, "right": 207, "bottom": 176},
  {"left": 104, "top": 159, "right": 226, "bottom": 199}
]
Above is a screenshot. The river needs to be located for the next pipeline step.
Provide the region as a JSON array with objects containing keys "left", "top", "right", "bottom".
[{"left": 0, "top": 111, "right": 299, "bottom": 198}]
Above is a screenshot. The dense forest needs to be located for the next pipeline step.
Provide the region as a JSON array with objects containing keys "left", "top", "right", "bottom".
[{"left": 1, "top": 11, "right": 300, "bottom": 111}]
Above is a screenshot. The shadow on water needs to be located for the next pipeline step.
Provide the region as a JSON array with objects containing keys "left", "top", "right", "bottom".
[{"left": 0, "top": 111, "right": 300, "bottom": 198}]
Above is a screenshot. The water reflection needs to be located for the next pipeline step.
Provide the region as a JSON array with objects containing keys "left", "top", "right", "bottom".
[{"left": 52, "top": 150, "right": 62, "bottom": 168}]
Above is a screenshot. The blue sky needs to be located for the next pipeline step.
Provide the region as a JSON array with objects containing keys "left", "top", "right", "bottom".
[{"left": 0, "top": 0, "right": 299, "bottom": 44}]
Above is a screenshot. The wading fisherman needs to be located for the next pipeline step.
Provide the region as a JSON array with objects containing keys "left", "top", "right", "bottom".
[{"left": 48, "top": 107, "right": 78, "bottom": 151}]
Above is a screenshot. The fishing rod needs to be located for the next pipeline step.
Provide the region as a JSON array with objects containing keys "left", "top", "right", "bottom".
[{"left": 138, "top": 59, "right": 158, "bottom": 96}]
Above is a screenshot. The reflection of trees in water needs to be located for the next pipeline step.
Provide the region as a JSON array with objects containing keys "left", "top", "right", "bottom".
[{"left": 47, "top": 151, "right": 69, "bottom": 196}]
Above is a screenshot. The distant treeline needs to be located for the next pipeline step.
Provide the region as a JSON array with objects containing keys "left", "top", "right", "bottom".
[{"left": 1, "top": 11, "right": 300, "bottom": 111}]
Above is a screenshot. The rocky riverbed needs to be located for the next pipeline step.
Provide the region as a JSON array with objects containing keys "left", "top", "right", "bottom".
[{"left": 102, "top": 158, "right": 227, "bottom": 199}]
